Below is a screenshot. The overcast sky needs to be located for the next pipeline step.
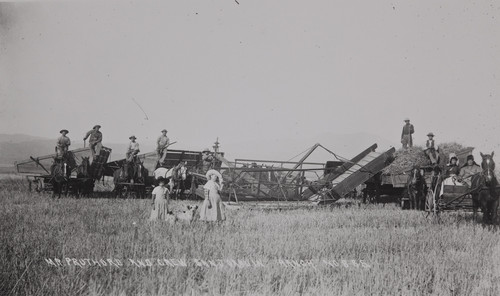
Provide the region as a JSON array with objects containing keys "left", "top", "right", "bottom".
[{"left": 1, "top": 0, "right": 499, "bottom": 160}]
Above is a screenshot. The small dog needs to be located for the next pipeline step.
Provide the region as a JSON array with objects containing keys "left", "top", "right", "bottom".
[
  {"left": 165, "top": 205, "right": 199, "bottom": 224},
  {"left": 176, "top": 205, "right": 199, "bottom": 223}
]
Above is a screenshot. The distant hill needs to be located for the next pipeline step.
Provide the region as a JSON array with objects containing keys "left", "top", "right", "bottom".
[{"left": 0, "top": 134, "right": 156, "bottom": 166}]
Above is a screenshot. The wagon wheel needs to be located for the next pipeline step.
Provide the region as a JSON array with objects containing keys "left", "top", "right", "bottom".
[
  {"left": 121, "top": 185, "right": 131, "bottom": 199},
  {"left": 34, "top": 178, "right": 44, "bottom": 193}
]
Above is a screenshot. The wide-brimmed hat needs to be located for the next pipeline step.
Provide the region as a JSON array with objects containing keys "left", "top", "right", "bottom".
[
  {"left": 427, "top": 132, "right": 434, "bottom": 137},
  {"left": 202, "top": 148, "right": 210, "bottom": 153},
  {"left": 206, "top": 169, "right": 223, "bottom": 181},
  {"left": 60, "top": 129, "right": 69, "bottom": 134},
  {"left": 129, "top": 135, "right": 137, "bottom": 140},
  {"left": 161, "top": 129, "right": 167, "bottom": 133},
  {"left": 93, "top": 125, "right": 101, "bottom": 129},
  {"left": 404, "top": 118, "right": 410, "bottom": 122}
]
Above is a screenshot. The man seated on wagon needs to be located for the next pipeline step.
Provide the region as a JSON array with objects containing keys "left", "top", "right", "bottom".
[
  {"left": 424, "top": 132, "right": 439, "bottom": 165},
  {"left": 56, "top": 129, "right": 71, "bottom": 160},
  {"left": 458, "top": 155, "right": 482, "bottom": 188},
  {"left": 126, "top": 135, "right": 140, "bottom": 163}
]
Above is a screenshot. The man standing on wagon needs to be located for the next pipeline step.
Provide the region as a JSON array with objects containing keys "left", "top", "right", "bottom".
[
  {"left": 401, "top": 118, "right": 414, "bottom": 149},
  {"left": 156, "top": 129, "right": 170, "bottom": 166},
  {"left": 126, "top": 135, "right": 140, "bottom": 163},
  {"left": 56, "top": 129, "right": 71, "bottom": 159},
  {"left": 83, "top": 125, "right": 103, "bottom": 159}
]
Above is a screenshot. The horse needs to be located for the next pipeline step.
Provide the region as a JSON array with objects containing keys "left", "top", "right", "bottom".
[
  {"left": 406, "top": 166, "right": 427, "bottom": 210},
  {"left": 470, "top": 152, "right": 499, "bottom": 224},
  {"left": 50, "top": 151, "right": 76, "bottom": 198},
  {"left": 113, "top": 158, "right": 149, "bottom": 198},
  {"left": 113, "top": 161, "right": 135, "bottom": 197},
  {"left": 75, "top": 156, "right": 94, "bottom": 197},
  {"left": 153, "top": 163, "right": 194, "bottom": 199}
]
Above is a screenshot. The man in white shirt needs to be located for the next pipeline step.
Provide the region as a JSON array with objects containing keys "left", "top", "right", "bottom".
[
  {"left": 156, "top": 129, "right": 170, "bottom": 165},
  {"left": 56, "top": 129, "right": 71, "bottom": 159},
  {"left": 126, "top": 135, "right": 140, "bottom": 162}
]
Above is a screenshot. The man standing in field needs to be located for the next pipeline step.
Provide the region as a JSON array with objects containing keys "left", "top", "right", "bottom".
[
  {"left": 156, "top": 129, "right": 170, "bottom": 166},
  {"left": 83, "top": 125, "right": 103, "bottom": 159},
  {"left": 126, "top": 135, "right": 140, "bottom": 163},
  {"left": 401, "top": 118, "right": 414, "bottom": 149},
  {"left": 56, "top": 129, "right": 71, "bottom": 159}
]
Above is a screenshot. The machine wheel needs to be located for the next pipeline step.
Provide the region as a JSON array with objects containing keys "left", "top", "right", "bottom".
[{"left": 34, "top": 178, "right": 44, "bottom": 193}]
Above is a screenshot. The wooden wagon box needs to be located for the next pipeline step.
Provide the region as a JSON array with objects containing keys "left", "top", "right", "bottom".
[
  {"left": 442, "top": 185, "right": 468, "bottom": 195},
  {"left": 381, "top": 174, "right": 408, "bottom": 188}
]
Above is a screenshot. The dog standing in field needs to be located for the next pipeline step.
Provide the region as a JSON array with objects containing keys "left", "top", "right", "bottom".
[{"left": 165, "top": 205, "right": 199, "bottom": 224}]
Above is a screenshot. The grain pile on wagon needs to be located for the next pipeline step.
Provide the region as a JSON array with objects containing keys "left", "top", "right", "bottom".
[
  {"left": 382, "top": 147, "right": 430, "bottom": 175},
  {"left": 382, "top": 142, "right": 473, "bottom": 175}
]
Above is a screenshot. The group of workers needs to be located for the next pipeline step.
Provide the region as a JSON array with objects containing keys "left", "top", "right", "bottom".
[
  {"left": 56, "top": 126, "right": 217, "bottom": 171},
  {"left": 400, "top": 118, "right": 483, "bottom": 188},
  {"left": 56, "top": 125, "right": 102, "bottom": 159},
  {"left": 400, "top": 118, "right": 439, "bottom": 165}
]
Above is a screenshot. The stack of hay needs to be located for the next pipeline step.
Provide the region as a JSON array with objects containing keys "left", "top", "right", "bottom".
[
  {"left": 382, "top": 146, "right": 430, "bottom": 175},
  {"left": 382, "top": 142, "right": 474, "bottom": 176}
]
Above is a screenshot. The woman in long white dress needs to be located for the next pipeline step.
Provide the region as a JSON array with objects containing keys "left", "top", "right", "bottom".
[
  {"left": 200, "top": 170, "right": 225, "bottom": 222},
  {"left": 149, "top": 177, "right": 171, "bottom": 221}
]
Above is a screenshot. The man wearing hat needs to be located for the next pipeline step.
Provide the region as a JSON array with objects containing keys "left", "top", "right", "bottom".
[
  {"left": 425, "top": 132, "right": 439, "bottom": 165},
  {"left": 458, "top": 155, "right": 482, "bottom": 187},
  {"left": 126, "top": 135, "right": 140, "bottom": 163},
  {"left": 83, "top": 125, "right": 103, "bottom": 158},
  {"left": 201, "top": 148, "right": 214, "bottom": 173},
  {"left": 401, "top": 118, "right": 414, "bottom": 149},
  {"left": 56, "top": 129, "right": 71, "bottom": 159},
  {"left": 156, "top": 129, "right": 170, "bottom": 165}
]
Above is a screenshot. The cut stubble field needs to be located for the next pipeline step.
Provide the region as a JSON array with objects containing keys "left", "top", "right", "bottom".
[{"left": 1, "top": 178, "right": 499, "bottom": 296}]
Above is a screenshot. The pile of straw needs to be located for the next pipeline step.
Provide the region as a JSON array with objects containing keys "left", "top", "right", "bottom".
[
  {"left": 382, "top": 146, "right": 430, "bottom": 175},
  {"left": 382, "top": 142, "right": 474, "bottom": 175}
]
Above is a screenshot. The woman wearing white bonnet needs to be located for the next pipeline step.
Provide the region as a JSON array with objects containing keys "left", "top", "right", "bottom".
[{"left": 200, "top": 169, "right": 225, "bottom": 221}]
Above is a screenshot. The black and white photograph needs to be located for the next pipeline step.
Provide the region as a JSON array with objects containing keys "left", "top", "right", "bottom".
[{"left": 1, "top": 0, "right": 499, "bottom": 295}]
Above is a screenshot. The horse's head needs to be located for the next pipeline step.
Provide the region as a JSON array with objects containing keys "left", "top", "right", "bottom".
[
  {"left": 480, "top": 152, "right": 496, "bottom": 184},
  {"left": 77, "top": 157, "right": 91, "bottom": 178},
  {"left": 133, "top": 159, "right": 148, "bottom": 182},
  {"left": 409, "top": 165, "right": 422, "bottom": 185},
  {"left": 120, "top": 161, "right": 134, "bottom": 181}
]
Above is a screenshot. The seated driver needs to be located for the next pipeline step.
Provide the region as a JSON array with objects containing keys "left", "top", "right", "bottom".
[{"left": 458, "top": 155, "right": 481, "bottom": 187}]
